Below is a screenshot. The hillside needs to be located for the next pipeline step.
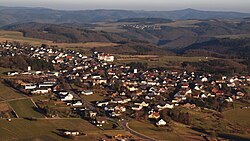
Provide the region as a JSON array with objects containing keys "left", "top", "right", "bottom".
[
  {"left": 2, "top": 22, "right": 128, "bottom": 43},
  {"left": 181, "top": 38, "right": 250, "bottom": 58},
  {"left": 2, "top": 20, "right": 250, "bottom": 57},
  {"left": 0, "top": 6, "right": 250, "bottom": 27}
]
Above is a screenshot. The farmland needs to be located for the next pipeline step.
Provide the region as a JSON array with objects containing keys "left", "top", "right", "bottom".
[
  {"left": 9, "top": 99, "right": 44, "bottom": 118},
  {"left": 0, "top": 119, "right": 103, "bottom": 141},
  {"left": 0, "top": 30, "right": 52, "bottom": 46},
  {"left": 156, "top": 20, "right": 201, "bottom": 27},
  {"left": 0, "top": 81, "right": 24, "bottom": 100},
  {"left": 128, "top": 120, "right": 203, "bottom": 141},
  {"left": 115, "top": 54, "right": 216, "bottom": 68},
  {"left": 223, "top": 108, "right": 250, "bottom": 128}
]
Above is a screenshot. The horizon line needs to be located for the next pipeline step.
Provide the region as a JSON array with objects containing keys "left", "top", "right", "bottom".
[{"left": 0, "top": 5, "right": 250, "bottom": 14}]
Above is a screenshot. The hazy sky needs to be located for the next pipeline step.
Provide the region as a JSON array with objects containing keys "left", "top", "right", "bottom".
[{"left": 1, "top": 0, "right": 250, "bottom": 12}]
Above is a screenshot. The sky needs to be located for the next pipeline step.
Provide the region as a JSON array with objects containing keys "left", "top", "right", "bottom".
[{"left": 0, "top": 0, "right": 250, "bottom": 13}]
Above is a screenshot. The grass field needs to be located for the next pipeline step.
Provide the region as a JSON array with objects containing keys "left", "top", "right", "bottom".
[
  {"left": 0, "top": 30, "right": 52, "bottom": 46},
  {"left": 184, "top": 107, "right": 250, "bottom": 140},
  {"left": 0, "top": 67, "right": 14, "bottom": 76},
  {"left": 116, "top": 54, "right": 215, "bottom": 67},
  {"left": 9, "top": 99, "right": 44, "bottom": 118},
  {"left": 81, "top": 94, "right": 105, "bottom": 102},
  {"left": 223, "top": 108, "right": 250, "bottom": 128},
  {"left": 101, "top": 120, "right": 122, "bottom": 130},
  {"left": 0, "top": 119, "right": 103, "bottom": 141},
  {"left": 129, "top": 120, "right": 178, "bottom": 140},
  {"left": 0, "top": 81, "right": 24, "bottom": 100}
]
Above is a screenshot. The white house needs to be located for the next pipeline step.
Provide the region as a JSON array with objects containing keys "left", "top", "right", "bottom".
[
  {"left": 8, "top": 71, "right": 19, "bottom": 76},
  {"left": 97, "top": 53, "right": 114, "bottom": 62},
  {"left": 24, "top": 84, "right": 37, "bottom": 90},
  {"left": 134, "top": 101, "right": 149, "bottom": 107},
  {"left": 132, "top": 105, "right": 143, "bottom": 111},
  {"left": 156, "top": 119, "right": 167, "bottom": 126},
  {"left": 81, "top": 90, "right": 94, "bottom": 95},
  {"left": 72, "top": 101, "right": 83, "bottom": 106},
  {"left": 157, "top": 103, "right": 174, "bottom": 110},
  {"left": 31, "top": 88, "right": 50, "bottom": 94},
  {"left": 61, "top": 94, "right": 74, "bottom": 101}
]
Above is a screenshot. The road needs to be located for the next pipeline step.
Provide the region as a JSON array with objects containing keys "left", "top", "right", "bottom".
[{"left": 118, "top": 119, "right": 156, "bottom": 141}]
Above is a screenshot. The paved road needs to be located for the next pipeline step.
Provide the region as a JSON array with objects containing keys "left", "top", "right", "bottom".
[{"left": 119, "top": 120, "right": 156, "bottom": 141}]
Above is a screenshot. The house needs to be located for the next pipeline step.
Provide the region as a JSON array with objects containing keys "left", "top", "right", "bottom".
[
  {"left": 134, "top": 101, "right": 149, "bottom": 107},
  {"left": 110, "top": 98, "right": 124, "bottom": 104},
  {"left": 157, "top": 103, "right": 174, "bottom": 110},
  {"left": 72, "top": 100, "right": 83, "bottom": 106},
  {"left": 61, "top": 93, "right": 74, "bottom": 101},
  {"left": 156, "top": 119, "right": 167, "bottom": 126},
  {"left": 201, "top": 77, "right": 208, "bottom": 82},
  {"left": 97, "top": 101, "right": 109, "bottom": 107},
  {"left": 97, "top": 53, "right": 114, "bottom": 62},
  {"left": 24, "top": 84, "right": 37, "bottom": 90},
  {"left": 38, "top": 82, "right": 56, "bottom": 88},
  {"left": 95, "top": 79, "right": 107, "bottom": 84},
  {"left": 81, "top": 90, "right": 94, "bottom": 95},
  {"left": 132, "top": 105, "right": 143, "bottom": 111},
  {"left": 8, "top": 71, "right": 19, "bottom": 76},
  {"left": 148, "top": 111, "right": 160, "bottom": 119},
  {"left": 225, "top": 97, "right": 233, "bottom": 103},
  {"left": 127, "top": 86, "right": 138, "bottom": 92},
  {"left": 115, "top": 105, "right": 126, "bottom": 112},
  {"left": 31, "top": 88, "right": 51, "bottom": 95},
  {"left": 181, "top": 84, "right": 189, "bottom": 89},
  {"left": 63, "top": 130, "right": 80, "bottom": 137},
  {"left": 110, "top": 111, "right": 122, "bottom": 117}
]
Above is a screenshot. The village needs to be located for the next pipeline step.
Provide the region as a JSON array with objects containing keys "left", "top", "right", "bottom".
[
  {"left": 0, "top": 41, "right": 250, "bottom": 140},
  {"left": 122, "top": 24, "right": 161, "bottom": 30}
]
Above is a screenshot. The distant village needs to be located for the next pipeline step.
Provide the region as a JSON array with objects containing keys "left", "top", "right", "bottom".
[
  {"left": 122, "top": 24, "right": 161, "bottom": 30},
  {"left": 0, "top": 41, "right": 250, "bottom": 129}
]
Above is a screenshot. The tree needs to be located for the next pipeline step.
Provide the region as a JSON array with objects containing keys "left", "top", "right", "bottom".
[
  {"left": 161, "top": 109, "right": 171, "bottom": 125},
  {"left": 181, "top": 62, "right": 188, "bottom": 68}
]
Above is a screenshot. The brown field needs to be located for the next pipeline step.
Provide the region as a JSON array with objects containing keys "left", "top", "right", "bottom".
[
  {"left": 91, "top": 26, "right": 126, "bottom": 33},
  {"left": 91, "top": 22, "right": 137, "bottom": 33},
  {"left": 115, "top": 54, "right": 216, "bottom": 67},
  {"left": 223, "top": 108, "right": 250, "bottom": 128},
  {"left": 54, "top": 42, "right": 118, "bottom": 50},
  {"left": 0, "top": 119, "right": 103, "bottom": 141},
  {"left": 0, "top": 102, "right": 10, "bottom": 112},
  {"left": 0, "top": 30, "right": 52, "bottom": 46},
  {"left": 0, "top": 118, "right": 137, "bottom": 141},
  {"left": 214, "top": 34, "right": 250, "bottom": 39},
  {"left": 156, "top": 20, "right": 201, "bottom": 27},
  {"left": 0, "top": 81, "right": 24, "bottom": 100}
]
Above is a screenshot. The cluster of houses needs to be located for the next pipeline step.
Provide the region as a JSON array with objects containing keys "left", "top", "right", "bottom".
[
  {"left": 122, "top": 24, "right": 160, "bottom": 30},
  {"left": 1, "top": 42, "right": 250, "bottom": 127}
]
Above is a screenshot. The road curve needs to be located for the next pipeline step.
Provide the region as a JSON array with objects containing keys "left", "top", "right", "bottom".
[{"left": 119, "top": 120, "right": 156, "bottom": 141}]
